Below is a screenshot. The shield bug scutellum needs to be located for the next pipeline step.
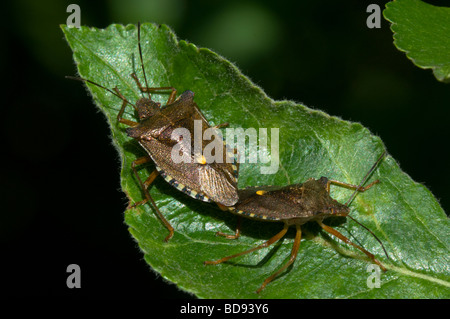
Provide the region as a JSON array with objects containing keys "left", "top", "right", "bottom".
[
  {"left": 205, "top": 151, "right": 389, "bottom": 293},
  {"left": 67, "top": 23, "right": 239, "bottom": 241}
]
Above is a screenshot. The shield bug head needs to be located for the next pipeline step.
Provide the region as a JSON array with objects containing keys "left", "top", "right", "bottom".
[
  {"left": 67, "top": 22, "right": 239, "bottom": 242},
  {"left": 205, "top": 151, "right": 388, "bottom": 293},
  {"left": 134, "top": 95, "right": 161, "bottom": 120}
]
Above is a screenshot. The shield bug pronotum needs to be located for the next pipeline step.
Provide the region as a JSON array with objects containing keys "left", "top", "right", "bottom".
[
  {"left": 205, "top": 151, "right": 389, "bottom": 293},
  {"left": 67, "top": 23, "right": 239, "bottom": 241}
]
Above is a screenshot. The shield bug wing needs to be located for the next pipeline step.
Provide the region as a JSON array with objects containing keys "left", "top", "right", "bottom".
[
  {"left": 128, "top": 89, "right": 239, "bottom": 206},
  {"left": 168, "top": 91, "right": 239, "bottom": 206},
  {"left": 230, "top": 185, "right": 298, "bottom": 222},
  {"left": 230, "top": 178, "right": 350, "bottom": 225}
]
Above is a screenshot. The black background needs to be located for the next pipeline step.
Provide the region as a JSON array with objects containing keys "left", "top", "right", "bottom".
[{"left": 2, "top": 0, "right": 449, "bottom": 300}]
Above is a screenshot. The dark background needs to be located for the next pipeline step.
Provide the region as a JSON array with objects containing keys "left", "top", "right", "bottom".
[{"left": 2, "top": 0, "right": 449, "bottom": 299}]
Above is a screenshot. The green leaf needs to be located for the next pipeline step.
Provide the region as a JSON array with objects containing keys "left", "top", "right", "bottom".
[
  {"left": 62, "top": 23, "right": 449, "bottom": 298},
  {"left": 384, "top": 0, "right": 450, "bottom": 82}
]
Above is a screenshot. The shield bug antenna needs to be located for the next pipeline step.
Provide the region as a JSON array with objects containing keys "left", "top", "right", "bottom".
[
  {"left": 339, "top": 151, "right": 390, "bottom": 260},
  {"left": 136, "top": 21, "right": 151, "bottom": 100},
  {"left": 67, "top": 22, "right": 239, "bottom": 242},
  {"left": 205, "top": 151, "right": 387, "bottom": 293},
  {"left": 324, "top": 151, "right": 390, "bottom": 260}
]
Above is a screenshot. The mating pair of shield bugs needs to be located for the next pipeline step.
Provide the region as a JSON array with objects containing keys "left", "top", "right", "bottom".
[{"left": 68, "top": 23, "right": 389, "bottom": 293}]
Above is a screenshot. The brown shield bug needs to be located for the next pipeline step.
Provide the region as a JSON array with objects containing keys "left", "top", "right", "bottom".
[
  {"left": 205, "top": 151, "right": 389, "bottom": 293},
  {"left": 67, "top": 23, "right": 239, "bottom": 241}
]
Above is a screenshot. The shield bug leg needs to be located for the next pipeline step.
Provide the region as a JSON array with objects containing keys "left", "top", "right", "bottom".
[
  {"left": 130, "top": 73, "right": 178, "bottom": 104},
  {"left": 131, "top": 156, "right": 174, "bottom": 242},
  {"left": 113, "top": 87, "right": 139, "bottom": 126},
  {"left": 317, "top": 221, "right": 386, "bottom": 271},
  {"left": 212, "top": 122, "right": 229, "bottom": 129},
  {"left": 256, "top": 225, "right": 302, "bottom": 294},
  {"left": 204, "top": 224, "right": 289, "bottom": 265},
  {"left": 216, "top": 216, "right": 242, "bottom": 239},
  {"left": 327, "top": 179, "right": 380, "bottom": 194},
  {"left": 128, "top": 169, "right": 160, "bottom": 208},
  {"left": 326, "top": 151, "right": 386, "bottom": 195}
]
